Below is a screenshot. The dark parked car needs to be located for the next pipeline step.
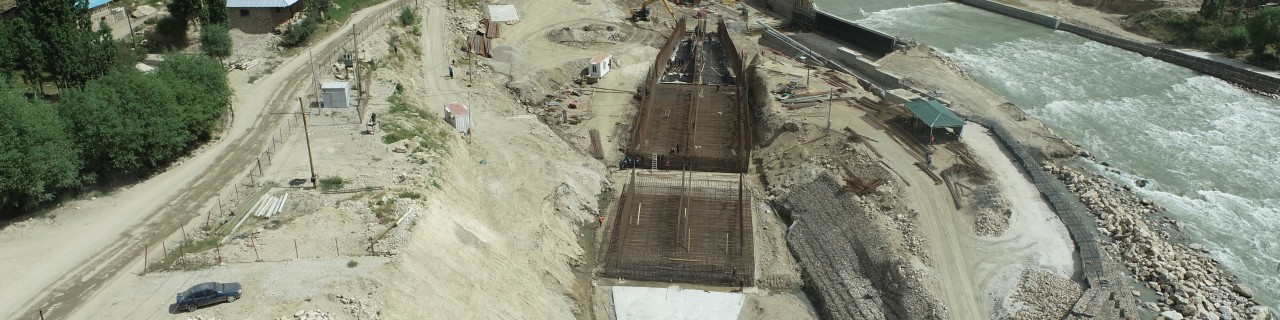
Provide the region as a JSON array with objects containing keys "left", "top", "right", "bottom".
[{"left": 175, "top": 282, "right": 242, "bottom": 312}]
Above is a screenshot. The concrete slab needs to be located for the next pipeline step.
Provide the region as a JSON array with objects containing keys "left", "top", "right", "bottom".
[{"left": 611, "top": 286, "right": 744, "bottom": 320}]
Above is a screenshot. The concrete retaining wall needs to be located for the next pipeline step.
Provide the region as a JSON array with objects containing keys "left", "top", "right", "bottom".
[
  {"left": 746, "top": 0, "right": 795, "bottom": 20},
  {"left": 1058, "top": 23, "right": 1280, "bottom": 95},
  {"left": 812, "top": 11, "right": 896, "bottom": 56},
  {"left": 956, "top": 1, "right": 1280, "bottom": 95},
  {"left": 957, "top": 0, "right": 1059, "bottom": 29}
]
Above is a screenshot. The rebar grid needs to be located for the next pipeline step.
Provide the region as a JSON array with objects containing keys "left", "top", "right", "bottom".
[{"left": 603, "top": 172, "right": 754, "bottom": 286}]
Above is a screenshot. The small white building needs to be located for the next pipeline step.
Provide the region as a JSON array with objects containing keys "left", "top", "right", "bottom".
[
  {"left": 444, "top": 102, "right": 472, "bottom": 134},
  {"left": 321, "top": 82, "right": 350, "bottom": 108},
  {"left": 588, "top": 54, "right": 612, "bottom": 81}
]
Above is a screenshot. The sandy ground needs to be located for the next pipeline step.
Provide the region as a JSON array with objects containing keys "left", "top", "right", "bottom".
[{"left": 752, "top": 44, "right": 1080, "bottom": 318}]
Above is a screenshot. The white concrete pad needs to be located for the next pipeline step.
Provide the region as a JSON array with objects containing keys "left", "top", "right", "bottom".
[{"left": 612, "top": 286, "right": 745, "bottom": 320}]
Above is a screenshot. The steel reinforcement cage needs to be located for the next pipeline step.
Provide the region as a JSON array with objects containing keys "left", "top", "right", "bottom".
[
  {"left": 602, "top": 172, "right": 755, "bottom": 286},
  {"left": 626, "top": 18, "right": 751, "bottom": 173}
]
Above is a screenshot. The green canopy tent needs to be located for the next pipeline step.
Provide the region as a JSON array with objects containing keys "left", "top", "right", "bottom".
[{"left": 903, "top": 99, "right": 965, "bottom": 143}]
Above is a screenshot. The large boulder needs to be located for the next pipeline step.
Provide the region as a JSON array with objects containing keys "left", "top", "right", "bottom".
[{"left": 1232, "top": 283, "right": 1254, "bottom": 299}]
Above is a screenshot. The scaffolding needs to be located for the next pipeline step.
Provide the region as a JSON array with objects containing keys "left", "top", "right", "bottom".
[{"left": 603, "top": 171, "right": 755, "bottom": 286}]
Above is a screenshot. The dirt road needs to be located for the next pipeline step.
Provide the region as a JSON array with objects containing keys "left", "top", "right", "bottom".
[{"left": 0, "top": 2, "right": 407, "bottom": 319}]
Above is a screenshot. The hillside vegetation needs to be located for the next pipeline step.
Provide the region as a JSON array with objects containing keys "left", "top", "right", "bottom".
[
  {"left": 1125, "top": 0, "right": 1280, "bottom": 68},
  {"left": 0, "top": 0, "right": 233, "bottom": 216}
]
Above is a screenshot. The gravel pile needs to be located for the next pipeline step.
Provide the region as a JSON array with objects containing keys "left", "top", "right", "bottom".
[
  {"left": 337, "top": 293, "right": 382, "bottom": 320},
  {"left": 285, "top": 309, "right": 336, "bottom": 320},
  {"left": 1049, "top": 163, "right": 1270, "bottom": 320},
  {"left": 1008, "top": 268, "right": 1081, "bottom": 320}
]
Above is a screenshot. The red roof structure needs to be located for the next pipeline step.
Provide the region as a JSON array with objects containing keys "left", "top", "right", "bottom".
[{"left": 446, "top": 102, "right": 470, "bottom": 116}]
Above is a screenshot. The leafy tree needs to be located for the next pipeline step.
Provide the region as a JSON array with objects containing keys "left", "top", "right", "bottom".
[
  {"left": 155, "top": 53, "right": 231, "bottom": 140},
  {"left": 12, "top": 0, "right": 115, "bottom": 89},
  {"left": 279, "top": 16, "right": 319, "bottom": 47},
  {"left": 59, "top": 69, "right": 191, "bottom": 175},
  {"left": 0, "top": 89, "right": 84, "bottom": 211},
  {"left": 1217, "top": 25, "right": 1251, "bottom": 57},
  {"left": 168, "top": 0, "right": 203, "bottom": 24},
  {"left": 199, "top": 24, "right": 233, "bottom": 58},
  {"left": 1247, "top": 7, "right": 1280, "bottom": 58},
  {"left": 204, "top": 0, "right": 228, "bottom": 25},
  {"left": 1201, "top": 0, "right": 1228, "bottom": 21},
  {"left": 0, "top": 22, "right": 17, "bottom": 78},
  {"left": 155, "top": 15, "right": 190, "bottom": 44}
]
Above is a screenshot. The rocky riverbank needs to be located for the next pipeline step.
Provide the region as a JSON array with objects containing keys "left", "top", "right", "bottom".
[{"left": 1046, "top": 162, "right": 1270, "bottom": 320}]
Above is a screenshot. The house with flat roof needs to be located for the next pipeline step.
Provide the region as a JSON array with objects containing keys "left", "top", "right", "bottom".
[{"left": 227, "top": 0, "right": 304, "bottom": 34}]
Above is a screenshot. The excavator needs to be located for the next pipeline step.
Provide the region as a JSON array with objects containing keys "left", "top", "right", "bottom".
[{"left": 629, "top": 0, "right": 676, "bottom": 22}]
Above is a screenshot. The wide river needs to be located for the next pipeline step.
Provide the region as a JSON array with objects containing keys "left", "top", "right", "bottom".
[{"left": 813, "top": 0, "right": 1280, "bottom": 308}]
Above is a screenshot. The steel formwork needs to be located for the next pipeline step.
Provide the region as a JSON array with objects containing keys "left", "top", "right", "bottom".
[{"left": 603, "top": 172, "right": 755, "bottom": 286}]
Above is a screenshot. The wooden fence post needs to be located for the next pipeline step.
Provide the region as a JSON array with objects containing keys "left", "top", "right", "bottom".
[{"left": 251, "top": 237, "right": 260, "bottom": 262}]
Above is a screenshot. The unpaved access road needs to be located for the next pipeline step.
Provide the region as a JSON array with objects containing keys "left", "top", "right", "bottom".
[{"left": 0, "top": 2, "right": 405, "bottom": 319}]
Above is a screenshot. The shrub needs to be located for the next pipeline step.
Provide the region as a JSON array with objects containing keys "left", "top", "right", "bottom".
[
  {"left": 199, "top": 24, "right": 233, "bottom": 58},
  {"left": 398, "top": 6, "right": 417, "bottom": 26},
  {"left": 279, "top": 17, "right": 318, "bottom": 47},
  {"left": 319, "top": 176, "right": 345, "bottom": 191}
]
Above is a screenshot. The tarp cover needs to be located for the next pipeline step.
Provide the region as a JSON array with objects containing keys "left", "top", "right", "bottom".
[
  {"left": 486, "top": 4, "right": 518, "bottom": 22},
  {"left": 86, "top": 0, "right": 112, "bottom": 9},
  {"left": 904, "top": 99, "right": 965, "bottom": 128}
]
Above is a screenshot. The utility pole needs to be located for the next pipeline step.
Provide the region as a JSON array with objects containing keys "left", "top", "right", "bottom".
[
  {"left": 468, "top": 50, "right": 474, "bottom": 87},
  {"left": 299, "top": 97, "right": 318, "bottom": 189},
  {"left": 352, "top": 27, "right": 359, "bottom": 92},
  {"left": 124, "top": 6, "right": 137, "bottom": 47},
  {"left": 826, "top": 88, "right": 833, "bottom": 133}
]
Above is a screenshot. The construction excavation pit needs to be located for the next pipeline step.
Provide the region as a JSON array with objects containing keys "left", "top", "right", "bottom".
[
  {"left": 603, "top": 17, "right": 756, "bottom": 287},
  {"left": 623, "top": 18, "right": 750, "bottom": 173},
  {"left": 602, "top": 171, "right": 754, "bottom": 286}
]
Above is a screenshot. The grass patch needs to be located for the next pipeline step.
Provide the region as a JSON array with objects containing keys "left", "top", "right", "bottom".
[
  {"left": 319, "top": 176, "right": 346, "bottom": 191},
  {"left": 329, "top": 0, "right": 384, "bottom": 24},
  {"left": 380, "top": 92, "right": 452, "bottom": 152},
  {"left": 398, "top": 191, "right": 422, "bottom": 199},
  {"left": 371, "top": 198, "right": 397, "bottom": 223}
]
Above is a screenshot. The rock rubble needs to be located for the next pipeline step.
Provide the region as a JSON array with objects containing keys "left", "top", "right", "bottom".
[
  {"left": 1047, "top": 163, "right": 1270, "bottom": 320},
  {"left": 1008, "top": 268, "right": 1081, "bottom": 320}
]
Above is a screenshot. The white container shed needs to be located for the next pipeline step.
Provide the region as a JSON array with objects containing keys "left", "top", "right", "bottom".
[
  {"left": 444, "top": 102, "right": 472, "bottom": 134},
  {"left": 321, "top": 81, "right": 351, "bottom": 108},
  {"left": 588, "top": 54, "right": 612, "bottom": 80}
]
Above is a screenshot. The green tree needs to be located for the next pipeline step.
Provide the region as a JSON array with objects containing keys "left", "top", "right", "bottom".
[
  {"left": 204, "top": 0, "right": 228, "bottom": 25},
  {"left": 12, "top": 0, "right": 115, "bottom": 89},
  {"left": 1247, "top": 7, "right": 1280, "bottom": 58},
  {"left": 59, "top": 69, "right": 191, "bottom": 175},
  {"left": 168, "top": 0, "right": 203, "bottom": 23},
  {"left": 1218, "top": 25, "right": 1251, "bottom": 57},
  {"left": 0, "top": 89, "right": 84, "bottom": 212},
  {"left": 156, "top": 53, "right": 231, "bottom": 140},
  {"left": 0, "top": 22, "right": 18, "bottom": 79},
  {"left": 199, "top": 24, "right": 232, "bottom": 58},
  {"left": 1201, "top": 0, "right": 1227, "bottom": 21}
]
